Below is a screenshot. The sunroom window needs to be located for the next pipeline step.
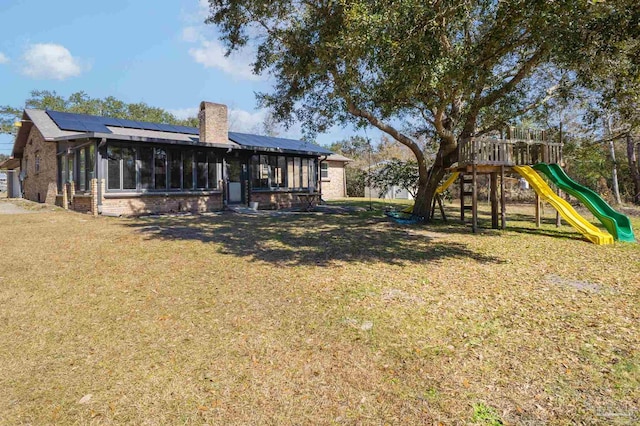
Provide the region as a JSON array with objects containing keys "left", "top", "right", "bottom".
[
  {"left": 105, "top": 143, "right": 222, "bottom": 192},
  {"left": 107, "top": 145, "right": 136, "bottom": 190},
  {"left": 252, "top": 155, "right": 317, "bottom": 190}
]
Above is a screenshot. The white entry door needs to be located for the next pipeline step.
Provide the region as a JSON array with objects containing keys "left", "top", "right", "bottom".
[{"left": 226, "top": 159, "right": 244, "bottom": 204}]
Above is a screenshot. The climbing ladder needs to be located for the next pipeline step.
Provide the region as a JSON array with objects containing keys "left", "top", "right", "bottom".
[
  {"left": 459, "top": 171, "right": 477, "bottom": 232},
  {"left": 458, "top": 165, "right": 505, "bottom": 232}
]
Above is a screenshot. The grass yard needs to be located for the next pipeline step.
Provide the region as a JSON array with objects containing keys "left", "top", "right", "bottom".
[{"left": 0, "top": 198, "right": 638, "bottom": 424}]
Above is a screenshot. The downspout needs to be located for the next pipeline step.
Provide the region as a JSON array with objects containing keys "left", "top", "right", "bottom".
[
  {"left": 97, "top": 138, "right": 107, "bottom": 213},
  {"left": 343, "top": 161, "right": 348, "bottom": 198}
]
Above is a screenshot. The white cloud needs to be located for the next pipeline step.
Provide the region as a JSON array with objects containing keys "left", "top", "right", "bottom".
[
  {"left": 228, "top": 108, "right": 269, "bottom": 132},
  {"left": 179, "top": 0, "right": 211, "bottom": 26},
  {"left": 0, "top": 52, "right": 9, "bottom": 64},
  {"left": 21, "top": 43, "right": 86, "bottom": 80},
  {"left": 168, "top": 107, "right": 199, "bottom": 120},
  {"left": 198, "top": 0, "right": 210, "bottom": 16},
  {"left": 180, "top": 0, "right": 263, "bottom": 81},
  {"left": 181, "top": 26, "right": 201, "bottom": 43},
  {"left": 188, "top": 39, "right": 261, "bottom": 81},
  {"left": 169, "top": 106, "right": 273, "bottom": 134}
]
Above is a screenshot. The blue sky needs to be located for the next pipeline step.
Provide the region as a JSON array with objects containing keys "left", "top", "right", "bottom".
[{"left": 0, "top": 0, "right": 369, "bottom": 155}]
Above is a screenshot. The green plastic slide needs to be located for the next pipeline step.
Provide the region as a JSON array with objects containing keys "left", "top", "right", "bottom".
[{"left": 532, "top": 163, "right": 635, "bottom": 242}]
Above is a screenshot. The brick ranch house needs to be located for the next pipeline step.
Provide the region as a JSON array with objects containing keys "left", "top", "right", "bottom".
[{"left": 2, "top": 101, "right": 351, "bottom": 215}]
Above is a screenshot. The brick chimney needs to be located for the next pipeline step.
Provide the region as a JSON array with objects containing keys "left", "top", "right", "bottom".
[{"left": 198, "top": 101, "right": 228, "bottom": 144}]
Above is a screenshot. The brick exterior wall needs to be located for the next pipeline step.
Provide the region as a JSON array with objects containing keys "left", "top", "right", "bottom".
[
  {"left": 321, "top": 160, "right": 347, "bottom": 199},
  {"left": 21, "top": 126, "right": 57, "bottom": 203},
  {"left": 70, "top": 195, "right": 93, "bottom": 213},
  {"left": 100, "top": 190, "right": 224, "bottom": 216},
  {"left": 250, "top": 191, "right": 317, "bottom": 209}
]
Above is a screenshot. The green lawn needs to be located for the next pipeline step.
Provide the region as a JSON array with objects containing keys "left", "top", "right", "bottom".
[{"left": 0, "top": 198, "right": 638, "bottom": 424}]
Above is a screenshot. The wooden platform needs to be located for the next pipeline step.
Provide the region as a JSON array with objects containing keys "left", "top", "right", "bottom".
[{"left": 448, "top": 130, "right": 564, "bottom": 233}]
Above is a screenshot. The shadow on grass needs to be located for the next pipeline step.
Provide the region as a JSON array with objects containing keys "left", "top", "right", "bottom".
[
  {"left": 125, "top": 209, "right": 505, "bottom": 267},
  {"left": 426, "top": 204, "right": 591, "bottom": 242}
]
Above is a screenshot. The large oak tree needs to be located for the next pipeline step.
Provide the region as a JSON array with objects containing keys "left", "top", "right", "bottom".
[{"left": 205, "top": 0, "right": 639, "bottom": 218}]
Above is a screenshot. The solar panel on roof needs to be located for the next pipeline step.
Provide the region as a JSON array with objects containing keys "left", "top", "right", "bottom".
[
  {"left": 47, "top": 110, "right": 112, "bottom": 134},
  {"left": 173, "top": 125, "right": 199, "bottom": 135},
  {"left": 135, "top": 121, "right": 153, "bottom": 129},
  {"left": 155, "top": 123, "right": 175, "bottom": 133},
  {"left": 82, "top": 122, "right": 111, "bottom": 133},
  {"left": 46, "top": 109, "right": 199, "bottom": 136},
  {"left": 114, "top": 119, "right": 141, "bottom": 129},
  {"left": 100, "top": 116, "right": 123, "bottom": 127},
  {"left": 228, "top": 132, "right": 334, "bottom": 155},
  {"left": 177, "top": 125, "right": 197, "bottom": 134},
  {"left": 46, "top": 110, "right": 75, "bottom": 123},
  {"left": 160, "top": 124, "right": 180, "bottom": 133},
  {"left": 139, "top": 122, "right": 163, "bottom": 131},
  {"left": 78, "top": 114, "right": 103, "bottom": 122},
  {"left": 53, "top": 118, "right": 88, "bottom": 133}
]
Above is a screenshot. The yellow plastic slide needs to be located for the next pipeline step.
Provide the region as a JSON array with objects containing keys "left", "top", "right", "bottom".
[
  {"left": 436, "top": 172, "right": 460, "bottom": 195},
  {"left": 402, "top": 172, "right": 460, "bottom": 213},
  {"left": 513, "top": 166, "right": 613, "bottom": 245}
]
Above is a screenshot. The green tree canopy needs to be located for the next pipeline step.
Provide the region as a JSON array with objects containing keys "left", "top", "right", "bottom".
[
  {"left": 369, "top": 159, "right": 420, "bottom": 199},
  {"left": 205, "top": 0, "right": 640, "bottom": 217}
]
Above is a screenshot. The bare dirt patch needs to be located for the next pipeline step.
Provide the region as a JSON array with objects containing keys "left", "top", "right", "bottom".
[{"left": 0, "top": 198, "right": 61, "bottom": 214}]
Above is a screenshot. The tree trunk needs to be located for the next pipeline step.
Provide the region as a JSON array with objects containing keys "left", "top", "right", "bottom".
[
  {"left": 609, "top": 139, "right": 622, "bottom": 205},
  {"left": 412, "top": 141, "right": 458, "bottom": 220},
  {"left": 627, "top": 133, "right": 640, "bottom": 205},
  {"left": 605, "top": 117, "right": 622, "bottom": 205}
]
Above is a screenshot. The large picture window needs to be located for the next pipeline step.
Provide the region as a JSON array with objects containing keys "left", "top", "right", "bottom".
[
  {"left": 251, "top": 155, "right": 317, "bottom": 190},
  {"left": 251, "top": 155, "right": 269, "bottom": 189},
  {"left": 196, "top": 151, "right": 207, "bottom": 189},
  {"left": 140, "top": 147, "right": 153, "bottom": 189},
  {"left": 183, "top": 151, "right": 194, "bottom": 190},
  {"left": 104, "top": 143, "right": 222, "bottom": 192},
  {"left": 107, "top": 145, "right": 136, "bottom": 190},
  {"left": 122, "top": 148, "right": 136, "bottom": 190},
  {"left": 169, "top": 149, "right": 181, "bottom": 189},
  {"left": 154, "top": 148, "right": 167, "bottom": 189},
  {"left": 207, "top": 152, "right": 220, "bottom": 189},
  {"left": 107, "top": 146, "right": 121, "bottom": 190},
  {"left": 58, "top": 144, "right": 96, "bottom": 194},
  {"left": 78, "top": 149, "right": 86, "bottom": 191},
  {"left": 58, "top": 155, "right": 68, "bottom": 191},
  {"left": 301, "top": 158, "right": 309, "bottom": 189}
]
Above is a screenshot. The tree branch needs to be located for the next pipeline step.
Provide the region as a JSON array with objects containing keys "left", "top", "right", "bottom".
[
  {"left": 475, "top": 48, "right": 548, "bottom": 111},
  {"left": 475, "top": 84, "right": 561, "bottom": 137},
  {"left": 329, "top": 68, "right": 427, "bottom": 177},
  {"left": 433, "top": 106, "right": 456, "bottom": 148}
]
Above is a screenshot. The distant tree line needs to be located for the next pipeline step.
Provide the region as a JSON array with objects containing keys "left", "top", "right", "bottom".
[{"left": 0, "top": 90, "right": 199, "bottom": 136}]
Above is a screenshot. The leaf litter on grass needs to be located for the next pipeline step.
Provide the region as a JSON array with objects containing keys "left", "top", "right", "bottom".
[{"left": 0, "top": 200, "right": 638, "bottom": 424}]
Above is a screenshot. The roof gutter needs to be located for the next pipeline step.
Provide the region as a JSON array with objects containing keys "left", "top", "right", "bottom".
[{"left": 243, "top": 145, "right": 332, "bottom": 156}]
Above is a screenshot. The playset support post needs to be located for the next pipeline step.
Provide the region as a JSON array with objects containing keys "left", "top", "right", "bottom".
[
  {"left": 500, "top": 165, "right": 506, "bottom": 229},
  {"left": 490, "top": 172, "right": 499, "bottom": 229}
]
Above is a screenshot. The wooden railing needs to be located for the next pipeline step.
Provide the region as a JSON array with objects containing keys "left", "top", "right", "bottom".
[{"left": 459, "top": 137, "right": 562, "bottom": 166}]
